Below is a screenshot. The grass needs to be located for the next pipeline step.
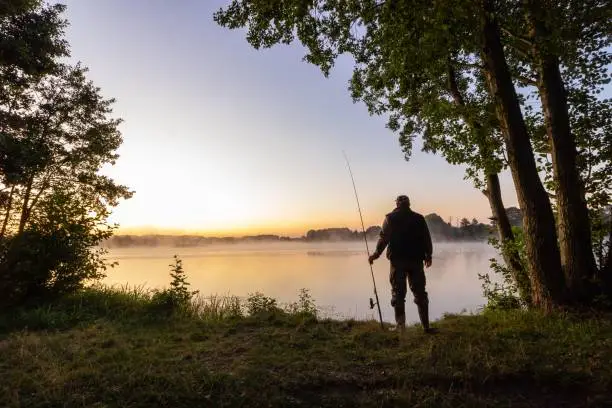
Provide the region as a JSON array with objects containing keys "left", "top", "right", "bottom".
[{"left": 0, "top": 286, "right": 611, "bottom": 407}]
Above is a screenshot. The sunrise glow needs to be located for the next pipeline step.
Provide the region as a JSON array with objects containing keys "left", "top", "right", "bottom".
[{"left": 61, "top": 0, "right": 519, "bottom": 237}]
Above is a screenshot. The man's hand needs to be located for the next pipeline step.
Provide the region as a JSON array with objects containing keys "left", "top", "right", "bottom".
[
  {"left": 368, "top": 253, "right": 379, "bottom": 265},
  {"left": 424, "top": 258, "right": 432, "bottom": 268}
]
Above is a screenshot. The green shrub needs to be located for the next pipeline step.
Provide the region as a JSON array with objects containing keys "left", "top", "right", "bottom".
[
  {"left": 149, "top": 256, "right": 198, "bottom": 315},
  {"left": 285, "top": 288, "right": 317, "bottom": 318},
  {"left": 479, "top": 227, "right": 530, "bottom": 311},
  {"left": 0, "top": 223, "right": 110, "bottom": 308},
  {"left": 245, "top": 291, "right": 280, "bottom": 316}
]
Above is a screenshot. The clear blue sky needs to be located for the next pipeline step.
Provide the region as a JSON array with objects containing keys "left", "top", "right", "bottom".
[{"left": 59, "top": 0, "right": 519, "bottom": 236}]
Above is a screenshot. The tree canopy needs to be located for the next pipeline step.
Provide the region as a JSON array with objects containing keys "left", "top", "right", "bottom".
[
  {"left": 215, "top": 0, "right": 612, "bottom": 308},
  {"left": 0, "top": 1, "right": 132, "bottom": 306}
]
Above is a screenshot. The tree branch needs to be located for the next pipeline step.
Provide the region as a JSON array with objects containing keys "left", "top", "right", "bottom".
[
  {"left": 506, "top": 43, "right": 532, "bottom": 61},
  {"left": 583, "top": 136, "right": 593, "bottom": 187},
  {"left": 26, "top": 174, "right": 51, "bottom": 216},
  {"left": 447, "top": 60, "right": 467, "bottom": 108},
  {"left": 0, "top": 185, "right": 15, "bottom": 239},
  {"left": 500, "top": 26, "right": 534, "bottom": 48},
  {"left": 515, "top": 73, "right": 538, "bottom": 86}
]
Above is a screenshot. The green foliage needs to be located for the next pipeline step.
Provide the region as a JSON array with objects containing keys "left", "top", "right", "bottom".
[
  {"left": 215, "top": 1, "right": 505, "bottom": 188},
  {"left": 214, "top": 0, "right": 609, "bottom": 195},
  {"left": 592, "top": 207, "right": 611, "bottom": 260},
  {"left": 150, "top": 256, "right": 199, "bottom": 315},
  {"left": 168, "top": 255, "right": 196, "bottom": 304},
  {"left": 0, "top": 286, "right": 323, "bottom": 333},
  {"left": 285, "top": 288, "right": 318, "bottom": 318},
  {"left": 0, "top": 3, "right": 132, "bottom": 308},
  {"left": 0, "top": 190, "right": 114, "bottom": 307},
  {"left": 215, "top": 0, "right": 608, "bottom": 196},
  {"left": 480, "top": 227, "right": 531, "bottom": 310},
  {"left": 0, "top": 62, "right": 133, "bottom": 230},
  {"left": 528, "top": 40, "right": 611, "bottom": 218},
  {"left": 0, "top": 284, "right": 153, "bottom": 332},
  {"left": 215, "top": 0, "right": 610, "bottom": 309},
  {"left": 192, "top": 294, "right": 244, "bottom": 321},
  {"left": 245, "top": 291, "right": 280, "bottom": 316},
  {"left": 0, "top": 1, "right": 68, "bottom": 77},
  {"left": 507, "top": 1, "right": 610, "bottom": 279}
]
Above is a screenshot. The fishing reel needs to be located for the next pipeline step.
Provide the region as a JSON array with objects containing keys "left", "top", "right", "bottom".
[{"left": 369, "top": 297, "right": 378, "bottom": 310}]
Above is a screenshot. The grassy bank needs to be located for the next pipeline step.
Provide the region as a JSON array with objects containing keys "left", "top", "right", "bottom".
[{"left": 1, "top": 287, "right": 611, "bottom": 408}]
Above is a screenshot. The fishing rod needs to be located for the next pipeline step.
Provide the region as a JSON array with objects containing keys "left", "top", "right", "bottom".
[{"left": 342, "top": 151, "right": 384, "bottom": 330}]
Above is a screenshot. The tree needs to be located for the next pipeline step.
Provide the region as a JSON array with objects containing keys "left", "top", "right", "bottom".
[
  {"left": 1, "top": 0, "right": 69, "bottom": 241},
  {"left": 479, "top": 0, "right": 565, "bottom": 308},
  {"left": 214, "top": 0, "right": 567, "bottom": 309},
  {"left": 0, "top": 189, "right": 116, "bottom": 305},
  {"left": 0, "top": 1, "right": 68, "bottom": 77},
  {"left": 444, "top": 60, "right": 529, "bottom": 304},
  {"left": 0, "top": 3, "right": 132, "bottom": 305},
  {"left": 500, "top": 0, "right": 610, "bottom": 302},
  {"left": 0, "top": 63, "right": 132, "bottom": 237}
]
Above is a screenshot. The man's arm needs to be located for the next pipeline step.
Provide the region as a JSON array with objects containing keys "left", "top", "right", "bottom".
[
  {"left": 369, "top": 217, "right": 389, "bottom": 263},
  {"left": 423, "top": 216, "right": 433, "bottom": 266}
]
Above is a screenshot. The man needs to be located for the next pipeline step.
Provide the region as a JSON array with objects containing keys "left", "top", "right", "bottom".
[{"left": 368, "top": 195, "right": 435, "bottom": 333}]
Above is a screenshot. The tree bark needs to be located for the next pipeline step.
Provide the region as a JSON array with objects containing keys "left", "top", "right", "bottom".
[
  {"left": 525, "top": 0, "right": 598, "bottom": 304},
  {"left": 0, "top": 185, "right": 15, "bottom": 239},
  {"left": 447, "top": 61, "right": 531, "bottom": 305},
  {"left": 479, "top": 2, "right": 565, "bottom": 310}
]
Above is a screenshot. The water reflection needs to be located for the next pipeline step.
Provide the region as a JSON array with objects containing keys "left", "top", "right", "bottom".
[{"left": 103, "top": 241, "right": 499, "bottom": 324}]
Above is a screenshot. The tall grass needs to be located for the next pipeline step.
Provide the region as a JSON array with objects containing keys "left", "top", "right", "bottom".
[{"left": 0, "top": 284, "right": 321, "bottom": 334}]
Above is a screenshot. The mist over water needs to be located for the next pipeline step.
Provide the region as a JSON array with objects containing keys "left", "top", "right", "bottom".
[{"left": 103, "top": 241, "right": 499, "bottom": 324}]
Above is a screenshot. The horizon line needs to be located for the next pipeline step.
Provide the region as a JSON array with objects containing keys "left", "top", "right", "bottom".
[{"left": 112, "top": 213, "right": 496, "bottom": 238}]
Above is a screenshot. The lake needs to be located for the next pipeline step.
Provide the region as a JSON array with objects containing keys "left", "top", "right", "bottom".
[{"left": 103, "top": 241, "right": 499, "bottom": 324}]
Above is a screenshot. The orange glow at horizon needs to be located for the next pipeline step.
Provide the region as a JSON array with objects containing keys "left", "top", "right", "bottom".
[
  {"left": 111, "top": 200, "right": 478, "bottom": 238},
  {"left": 62, "top": 0, "right": 519, "bottom": 238}
]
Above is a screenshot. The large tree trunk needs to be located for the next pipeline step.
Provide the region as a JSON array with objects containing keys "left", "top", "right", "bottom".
[
  {"left": 479, "top": 3, "right": 565, "bottom": 310},
  {"left": 525, "top": 0, "right": 598, "bottom": 304},
  {"left": 446, "top": 61, "right": 531, "bottom": 305}
]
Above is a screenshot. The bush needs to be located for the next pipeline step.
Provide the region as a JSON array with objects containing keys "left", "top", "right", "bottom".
[
  {"left": 285, "top": 288, "right": 318, "bottom": 318},
  {"left": 246, "top": 292, "right": 280, "bottom": 316},
  {"left": 149, "top": 256, "right": 198, "bottom": 315},
  {"left": 479, "top": 227, "right": 530, "bottom": 311},
  {"left": 0, "top": 222, "right": 110, "bottom": 308}
]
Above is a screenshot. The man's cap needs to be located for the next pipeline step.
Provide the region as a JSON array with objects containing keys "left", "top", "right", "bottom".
[{"left": 396, "top": 195, "right": 410, "bottom": 205}]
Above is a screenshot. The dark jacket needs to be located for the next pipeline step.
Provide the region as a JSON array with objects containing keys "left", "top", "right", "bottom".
[{"left": 373, "top": 207, "right": 433, "bottom": 262}]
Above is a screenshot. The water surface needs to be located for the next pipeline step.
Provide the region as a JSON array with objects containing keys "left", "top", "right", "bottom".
[{"left": 103, "top": 241, "right": 498, "bottom": 324}]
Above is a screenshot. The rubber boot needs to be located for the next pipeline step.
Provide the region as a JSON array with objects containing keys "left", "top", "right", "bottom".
[
  {"left": 391, "top": 303, "right": 406, "bottom": 333},
  {"left": 417, "top": 301, "right": 436, "bottom": 334}
]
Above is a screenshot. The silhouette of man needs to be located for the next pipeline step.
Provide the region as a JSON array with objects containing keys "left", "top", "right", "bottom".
[{"left": 368, "top": 195, "right": 435, "bottom": 333}]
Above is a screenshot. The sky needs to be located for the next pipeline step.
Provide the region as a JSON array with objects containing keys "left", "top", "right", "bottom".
[{"left": 58, "top": 0, "right": 519, "bottom": 237}]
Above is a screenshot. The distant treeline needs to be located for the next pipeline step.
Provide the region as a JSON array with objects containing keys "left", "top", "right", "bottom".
[{"left": 102, "top": 208, "right": 524, "bottom": 248}]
